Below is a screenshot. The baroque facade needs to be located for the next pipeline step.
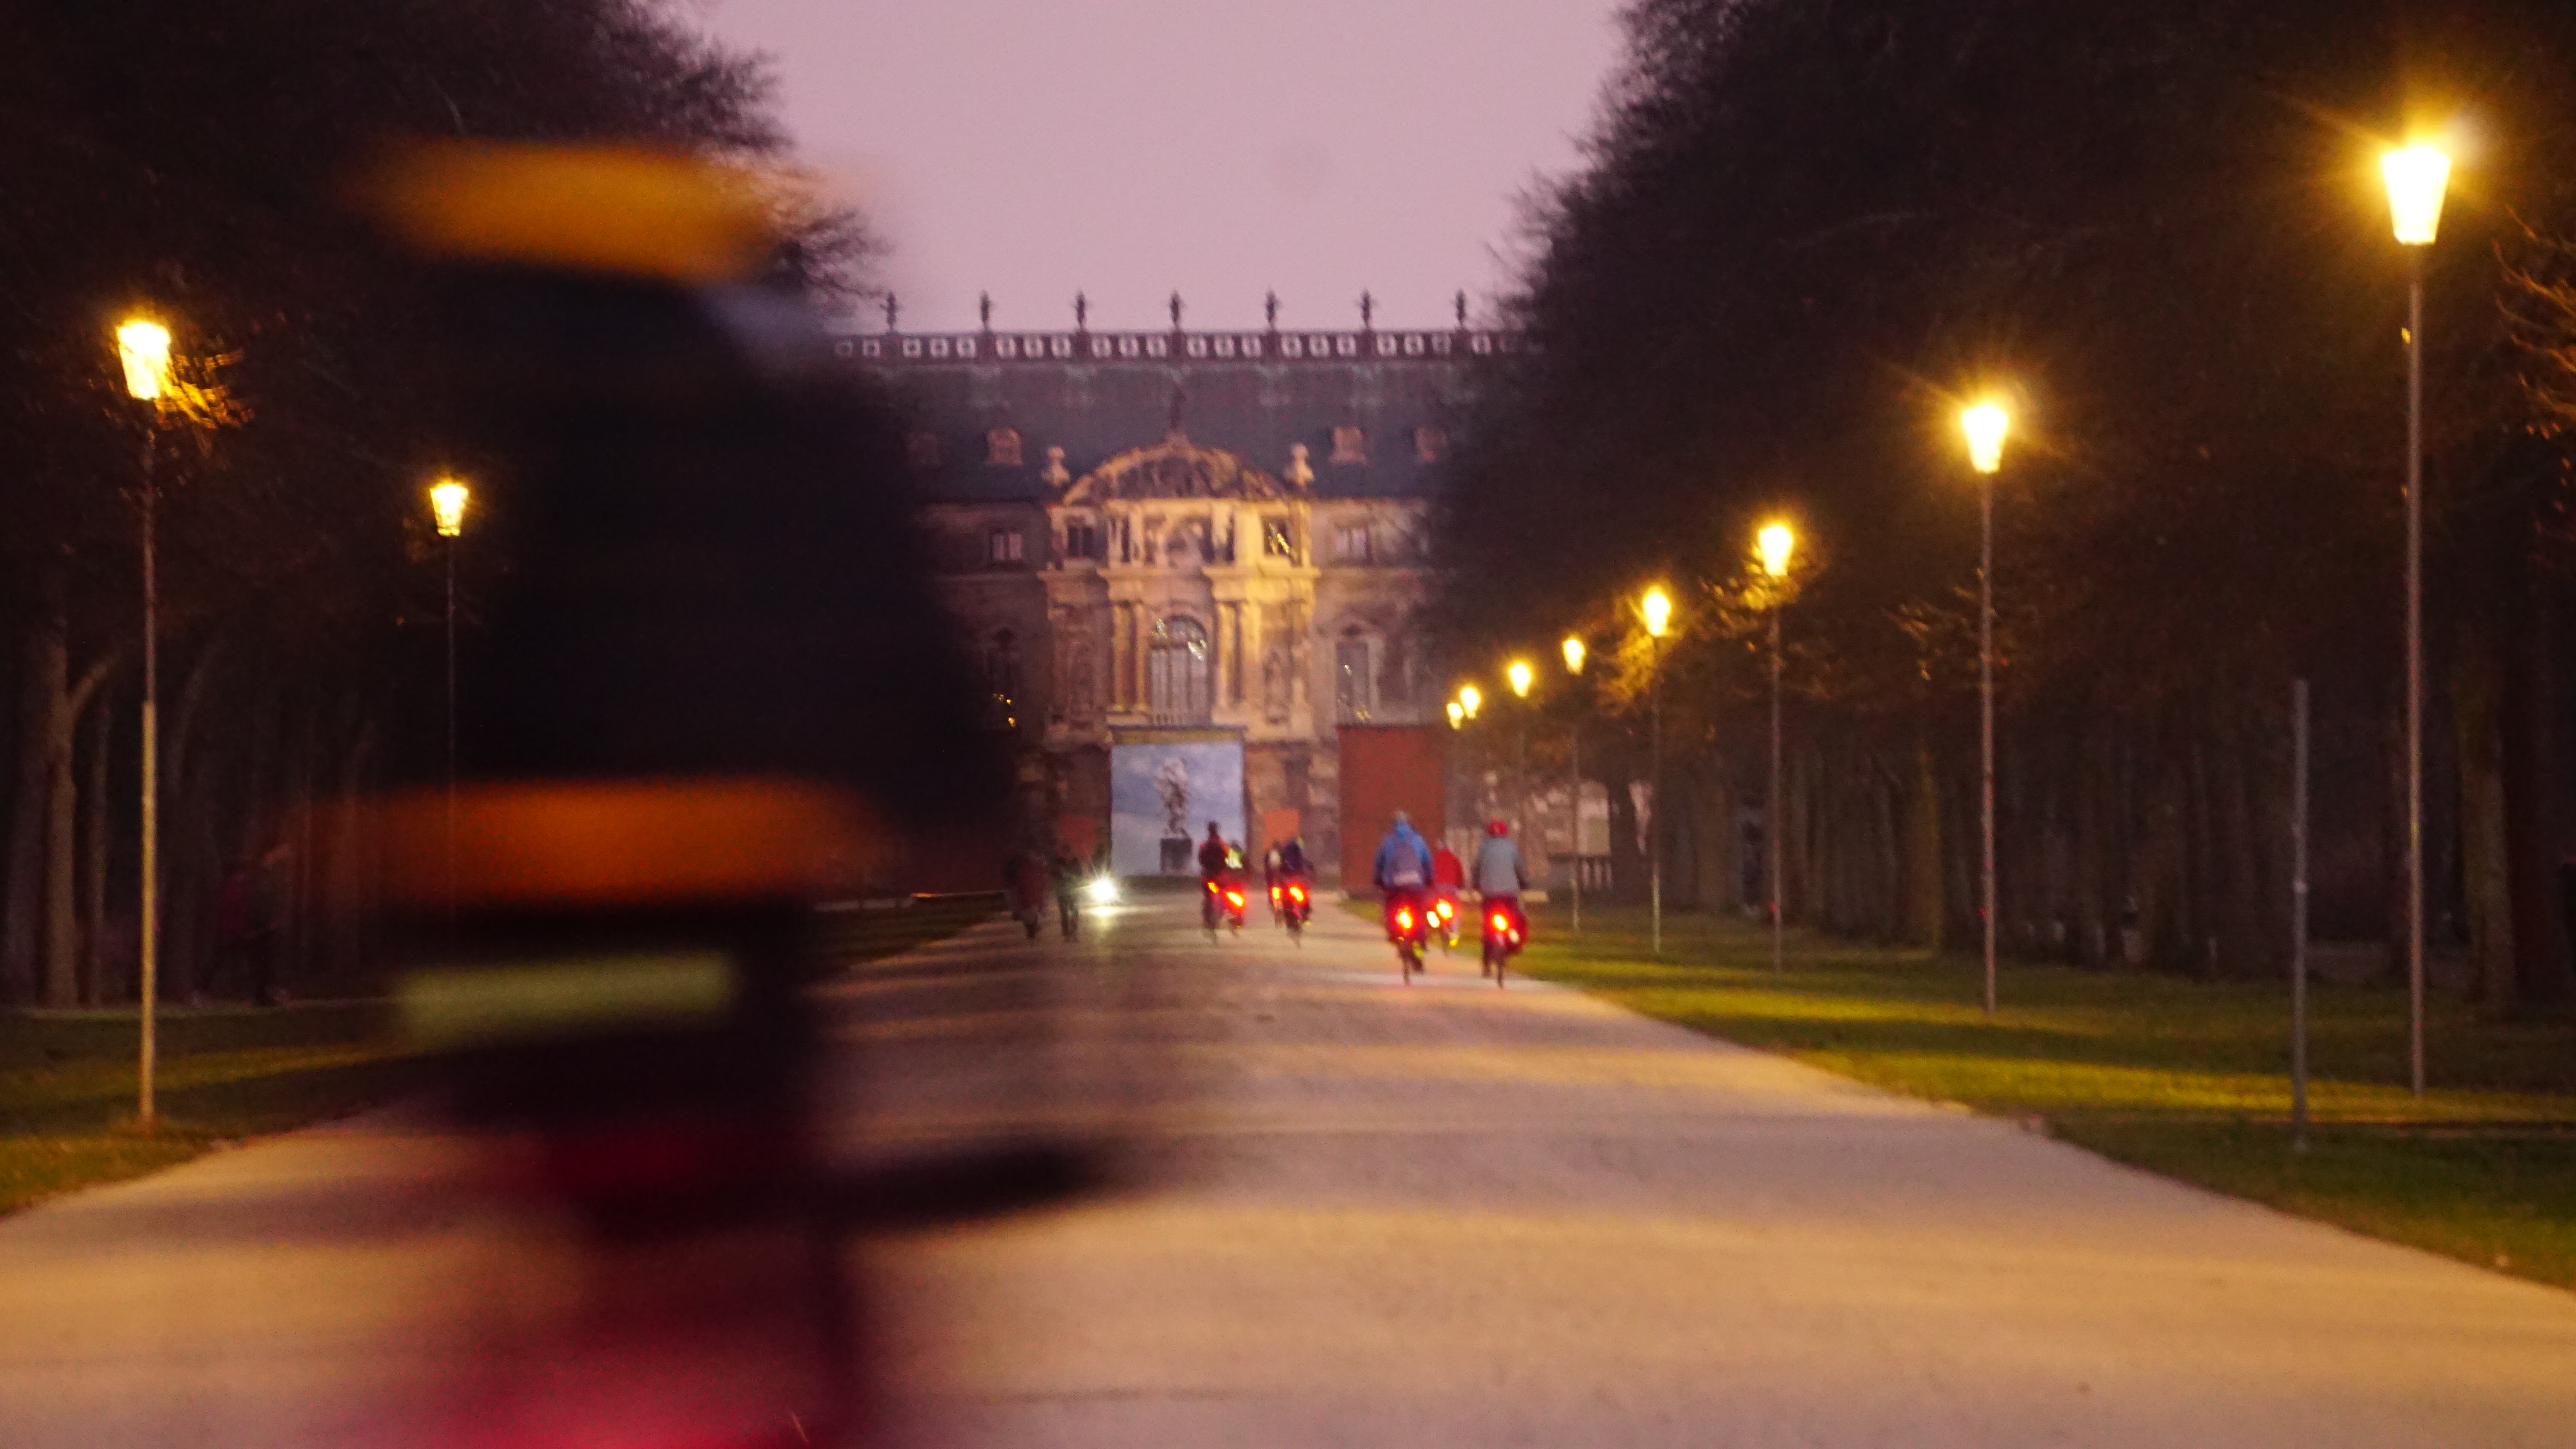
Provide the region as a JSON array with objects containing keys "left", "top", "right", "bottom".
[{"left": 852, "top": 311, "right": 1513, "bottom": 882}]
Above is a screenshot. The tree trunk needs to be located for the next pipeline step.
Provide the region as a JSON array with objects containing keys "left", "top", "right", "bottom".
[
  {"left": 2452, "top": 623, "right": 2515, "bottom": 1010},
  {"left": 1903, "top": 736, "right": 1944, "bottom": 947},
  {"left": 4, "top": 581, "right": 69, "bottom": 1003},
  {"left": 2502, "top": 578, "right": 2572, "bottom": 1010},
  {"left": 82, "top": 683, "right": 112, "bottom": 1003}
]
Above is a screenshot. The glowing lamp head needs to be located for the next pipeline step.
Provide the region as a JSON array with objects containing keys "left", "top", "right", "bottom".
[
  {"left": 1084, "top": 874, "right": 1119, "bottom": 905},
  {"left": 1962, "top": 403, "right": 2009, "bottom": 475},
  {"left": 428, "top": 477, "right": 471, "bottom": 538},
  {"left": 1459, "top": 685, "right": 1482, "bottom": 719},
  {"left": 1641, "top": 587, "right": 1672, "bottom": 639},
  {"left": 1446, "top": 700, "right": 1464, "bottom": 729},
  {"left": 2382, "top": 145, "right": 2452, "bottom": 247},
  {"left": 1507, "top": 660, "right": 1534, "bottom": 698},
  {"left": 117, "top": 319, "right": 172, "bottom": 402},
  {"left": 1561, "top": 635, "right": 1586, "bottom": 675},
  {"left": 1757, "top": 522, "right": 1795, "bottom": 580}
]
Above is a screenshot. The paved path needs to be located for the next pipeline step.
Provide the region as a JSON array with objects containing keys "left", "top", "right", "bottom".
[{"left": 1, "top": 893, "right": 2572, "bottom": 1447}]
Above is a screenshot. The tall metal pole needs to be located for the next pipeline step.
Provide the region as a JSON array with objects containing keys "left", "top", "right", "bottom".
[
  {"left": 444, "top": 536, "right": 459, "bottom": 937},
  {"left": 1770, "top": 606, "right": 1784, "bottom": 975},
  {"left": 1980, "top": 474, "right": 1998, "bottom": 1017},
  {"left": 1649, "top": 636, "right": 1663, "bottom": 958},
  {"left": 138, "top": 433, "right": 159, "bottom": 1127},
  {"left": 2292, "top": 677, "right": 2312, "bottom": 1150},
  {"left": 1569, "top": 723, "right": 1582, "bottom": 936},
  {"left": 2404, "top": 253, "right": 2427, "bottom": 1097}
]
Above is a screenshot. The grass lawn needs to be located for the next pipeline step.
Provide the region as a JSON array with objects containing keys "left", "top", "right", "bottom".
[
  {"left": 0, "top": 898, "right": 1001, "bottom": 1219},
  {"left": 0, "top": 1002, "right": 425, "bottom": 1217},
  {"left": 1516, "top": 903, "right": 2576, "bottom": 1290}
]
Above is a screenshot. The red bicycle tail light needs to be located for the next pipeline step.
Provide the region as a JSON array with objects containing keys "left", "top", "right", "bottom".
[
  {"left": 1227, "top": 891, "right": 1244, "bottom": 907},
  {"left": 1394, "top": 908, "right": 1413, "bottom": 929},
  {"left": 1289, "top": 885, "right": 1306, "bottom": 901},
  {"left": 1490, "top": 913, "right": 1509, "bottom": 931}
]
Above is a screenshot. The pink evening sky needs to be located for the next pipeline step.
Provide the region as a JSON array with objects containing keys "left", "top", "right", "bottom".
[{"left": 694, "top": 0, "right": 1627, "bottom": 332}]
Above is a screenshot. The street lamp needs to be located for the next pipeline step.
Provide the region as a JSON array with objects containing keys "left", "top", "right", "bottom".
[
  {"left": 1459, "top": 684, "right": 1482, "bottom": 720},
  {"left": 1641, "top": 585, "right": 1672, "bottom": 956},
  {"left": 1504, "top": 658, "right": 1536, "bottom": 889},
  {"left": 1759, "top": 522, "right": 1795, "bottom": 977},
  {"left": 1562, "top": 635, "right": 1588, "bottom": 935},
  {"left": 1962, "top": 400, "right": 2008, "bottom": 1017},
  {"left": 2383, "top": 140, "right": 2450, "bottom": 1097},
  {"left": 117, "top": 317, "right": 174, "bottom": 1128},
  {"left": 429, "top": 477, "right": 470, "bottom": 933},
  {"left": 1447, "top": 700, "right": 1465, "bottom": 730}
]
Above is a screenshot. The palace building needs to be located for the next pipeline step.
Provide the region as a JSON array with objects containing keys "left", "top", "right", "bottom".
[{"left": 850, "top": 300, "right": 1515, "bottom": 882}]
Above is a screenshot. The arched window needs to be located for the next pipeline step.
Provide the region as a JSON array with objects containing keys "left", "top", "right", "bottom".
[
  {"left": 985, "top": 629, "right": 1020, "bottom": 731},
  {"left": 1334, "top": 624, "right": 1375, "bottom": 724},
  {"left": 1147, "top": 616, "right": 1212, "bottom": 724}
]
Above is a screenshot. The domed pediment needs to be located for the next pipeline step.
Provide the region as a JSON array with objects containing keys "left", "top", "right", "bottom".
[{"left": 1060, "top": 433, "right": 1296, "bottom": 505}]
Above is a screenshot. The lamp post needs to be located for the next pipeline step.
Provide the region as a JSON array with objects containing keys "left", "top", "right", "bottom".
[
  {"left": 2383, "top": 141, "right": 2450, "bottom": 1097},
  {"left": 429, "top": 477, "right": 470, "bottom": 933},
  {"left": 116, "top": 318, "right": 172, "bottom": 1128},
  {"left": 1759, "top": 522, "right": 1796, "bottom": 976},
  {"left": 1562, "top": 634, "right": 1587, "bottom": 936},
  {"left": 1507, "top": 658, "right": 1535, "bottom": 901},
  {"left": 1641, "top": 586, "right": 1672, "bottom": 956},
  {"left": 1962, "top": 401, "right": 2009, "bottom": 1016}
]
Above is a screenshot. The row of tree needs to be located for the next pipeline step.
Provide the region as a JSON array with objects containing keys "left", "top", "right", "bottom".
[
  {"left": 1442, "top": 0, "right": 2576, "bottom": 1019},
  {"left": 0, "top": 2, "right": 805, "bottom": 1006}
]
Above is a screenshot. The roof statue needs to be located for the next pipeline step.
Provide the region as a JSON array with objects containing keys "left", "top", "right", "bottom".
[
  {"left": 1265, "top": 290, "right": 1279, "bottom": 331},
  {"left": 979, "top": 291, "right": 993, "bottom": 332},
  {"left": 1285, "top": 442, "right": 1315, "bottom": 489},
  {"left": 1169, "top": 290, "right": 1184, "bottom": 330},
  {"left": 1074, "top": 291, "right": 1088, "bottom": 332},
  {"left": 1358, "top": 290, "right": 1373, "bottom": 331},
  {"left": 1455, "top": 290, "right": 1468, "bottom": 329},
  {"left": 883, "top": 291, "right": 899, "bottom": 332},
  {"left": 1060, "top": 435, "right": 1296, "bottom": 505}
]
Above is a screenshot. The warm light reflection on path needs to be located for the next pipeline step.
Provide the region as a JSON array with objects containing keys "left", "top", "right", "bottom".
[{"left": 0, "top": 893, "right": 2571, "bottom": 1447}]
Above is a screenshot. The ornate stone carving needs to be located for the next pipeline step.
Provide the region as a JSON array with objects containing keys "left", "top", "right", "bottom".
[{"left": 1062, "top": 437, "right": 1297, "bottom": 505}]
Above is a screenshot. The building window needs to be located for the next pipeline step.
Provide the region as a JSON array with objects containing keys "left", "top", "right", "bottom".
[
  {"left": 907, "top": 430, "right": 941, "bottom": 468},
  {"left": 1148, "top": 617, "right": 1212, "bottom": 724},
  {"left": 1263, "top": 516, "right": 1295, "bottom": 559},
  {"left": 986, "top": 427, "right": 1023, "bottom": 466},
  {"left": 1334, "top": 638, "right": 1374, "bottom": 723},
  {"left": 986, "top": 630, "right": 1019, "bottom": 730},
  {"left": 987, "top": 527, "right": 1024, "bottom": 564},
  {"left": 1064, "top": 519, "right": 1100, "bottom": 560},
  {"left": 1413, "top": 425, "right": 1448, "bottom": 463},
  {"left": 1333, "top": 525, "right": 1373, "bottom": 564},
  {"left": 1330, "top": 424, "right": 1367, "bottom": 464}
]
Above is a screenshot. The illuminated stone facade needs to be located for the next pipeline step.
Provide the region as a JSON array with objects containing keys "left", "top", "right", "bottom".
[{"left": 854, "top": 316, "right": 1515, "bottom": 880}]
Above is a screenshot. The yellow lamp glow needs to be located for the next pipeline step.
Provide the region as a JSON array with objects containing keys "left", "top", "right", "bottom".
[
  {"left": 1561, "top": 635, "right": 1586, "bottom": 675},
  {"left": 117, "top": 319, "right": 172, "bottom": 402},
  {"left": 1446, "top": 700, "right": 1464, "bottom": 729},
  {"left": 429, "top": 477, "right": 471, "bottom": 538},
  {"left": 2382, "top": 145, "right": 2452, "bottom": 247},
  {"left": 1507, "top": 659, "right": 1534, "bottom": 697},
  {"left": 1641, "top": 587, "right": 1671, "bottom": 639},
  {"left": 1758, "top": 522, "right": 1795, "bottom": 580},
  {"left": 1962, "top": 403, "right": 2009, "bottom": 475},
  {"left": 1459, "top": 685, "right": 1482, "bottom": 720}
]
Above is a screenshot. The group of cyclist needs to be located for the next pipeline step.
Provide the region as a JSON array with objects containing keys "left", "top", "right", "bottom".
[
  {"left": 1195, "top": 821, "right": 1316, "bottom": 932},
  {"left": 1009, "top": 809, "right": 1526, "bottom": 970},
  {"left": 1373, "top": 809, "right": 1527, "bottom": 975}
]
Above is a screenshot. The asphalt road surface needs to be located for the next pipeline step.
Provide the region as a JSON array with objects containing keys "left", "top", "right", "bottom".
[{"left": 3, "top": 890, "right": 2573, "bottom": 1447}]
